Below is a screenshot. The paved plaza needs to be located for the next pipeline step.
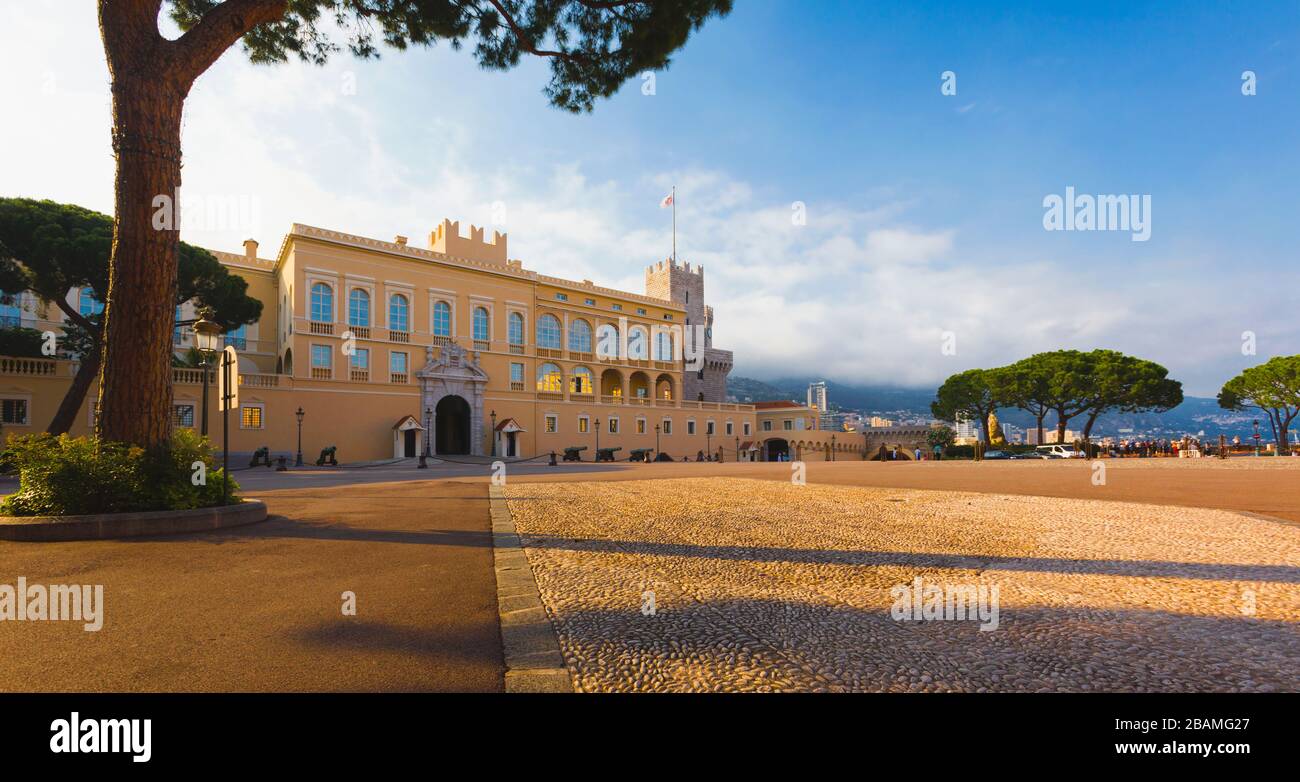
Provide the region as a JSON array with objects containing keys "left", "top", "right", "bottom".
[
  {"left": 504, "top": 475, "right": 1300, "bottom": 692},
  {"left": 2, "top": 459, "right": 1297, "bottom": 692}
]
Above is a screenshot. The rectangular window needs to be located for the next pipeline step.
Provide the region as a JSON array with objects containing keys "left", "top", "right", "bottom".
[
  {"left": 636, "top": 418, "right": 646, "bottom": 434},
  {"left": 578, "top": 417, "right": 589, "bottom": 433},
  {"left": 783, "top": 419, "right": 793, "bottom": 431},
  {"left": 687, "top": 420, "right": 696, "bottom": 435},
  {"left": 1, "top": 398, "right": 28, "bottom": 425},
  {"left": 725, "top": 421, "right": 734, "bottom": 436},
  {"left": 744, "top": 422, "right": 752, "bottom": 436},
  {"left": 240, "top": 405, "right": 264, "bottom": 429},
  {"left": 663, "top": 314, "right": 673, "bottom": 320},
  {"left": 390, "top": 351, "right": 408, "bottom": 374},
  {"left": 608, "top": 418, "right": 618, "bottom": 434},
  {"left": 662, "top": 419, "right": 672, "bottom": 435},
  {"left": 555, "top": 293, "right": 568, "bottom": 301},
  {"left": 173, "top": 404, "right": 195, "bottom": 428},
  {"left": 351, "top": 348, "right": 369, "bottom": 369},
  {"left": 706, "top": 421, "right": 715, "bottom": 435},
  {"left": 611, "top": 304, "right": 622, "bottom": 311},
  {"left": 545, "top": 414, "right": 558, "bottom": 433},
  {"left": 763, "top": 420, "right": 773, "bottom": 432},
  {"left": 510, "top": 362, "right": 524, "bottom": 383},
  {"left": 311, "top": 344, "right": 332, "bottom": 368},
  {"left": 636, "top": 308, "right": 647, "bottom": 316},
  {"left": 584, "top": 298, "right": 596, "bottom": 306}
]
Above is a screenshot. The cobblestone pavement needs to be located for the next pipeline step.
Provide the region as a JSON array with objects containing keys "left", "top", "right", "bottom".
[{"left": 504, "top": 478, "right": 1300, "bottom": 692}]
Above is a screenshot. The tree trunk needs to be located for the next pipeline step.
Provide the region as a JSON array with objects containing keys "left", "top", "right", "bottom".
[
  {"left": 95, "top": 0, "right": 287, "bottom": 450},
  {"left": 1082, "top": 411, "right": 1100, "bottom": 440},
  {"left": 97, "top": 3, "right": 184, "bottom": 450},
  {"left": 1035, "top": 414, "right": 1045, "bottom": 444},
  {"left": 47, "top": 349, "right": 101, "bottom": 435},
  {"left": 1055, "top": 410, "right": 1068, "bottom": 443}
]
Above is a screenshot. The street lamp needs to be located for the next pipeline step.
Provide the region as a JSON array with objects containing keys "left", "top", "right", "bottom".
[
  {"left": 490, "top": 409, "right": 497, "bottom": 457},
  {"left": 655, "top": 423, "right": 661, "bottom": 459},
  {"left": 735, "top": 436, "right": 740, "bottom": 463},
  {"left": 831, "top": 434, "right": 836, "bottom": 462},
  {"left": 191, "top": 313, "right": 222, "bottom": 436},
  {"left": 418, "top": 406, "right": 431, "bottom": 469},
  {"left": 294, "top": 407, "right": 305, "bottom": 466},
  {"left": 594, "top": 418, "right": 601, "bottom": 457},
  {"left": 1253, "top": 419, "right": 1261, "bottom": 457},
  {"left": 705, "top": 427, "right": 711, "bottom": 462}
]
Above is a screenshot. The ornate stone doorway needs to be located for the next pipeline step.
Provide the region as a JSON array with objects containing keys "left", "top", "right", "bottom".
[
  {"left": 436, "top": 395, "right": 471, "bottom": 455},
  {"left": 417, "top": 343, "right": 489, "bottom": 457}
]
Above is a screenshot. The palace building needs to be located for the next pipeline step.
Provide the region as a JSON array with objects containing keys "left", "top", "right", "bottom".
[{"left": 3, "top": 218, "right": 868, "bottom": 463}]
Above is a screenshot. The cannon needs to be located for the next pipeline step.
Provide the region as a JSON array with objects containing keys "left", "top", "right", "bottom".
[
  {"left": 249, "top": 446, "right": 272, "bottom": 468},
  {"left": 654, "top": 451, "right": 674, "bottom": 462},
  {"left": 316, "top": 445, "right": 339, "bottom": 466},
  {"left": 562, "top": 446, "right": 587, "bottom": 462},
  {"left": 629, "top": 448, "right": 653, "bottom": 462},
  {"left": 595, "top": 447, "right": 622, "bottom": 462}
]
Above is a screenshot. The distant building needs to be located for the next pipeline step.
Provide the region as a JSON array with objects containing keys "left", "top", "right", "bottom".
[
  {"left": 954, "top": 414, "right": 980, "bottom": 442},
  {"left": 869, "top": 416, "right": 894, "bottom": 428},
  {"left": 807, "top": 381, "right": 828, "bottom": 413}
]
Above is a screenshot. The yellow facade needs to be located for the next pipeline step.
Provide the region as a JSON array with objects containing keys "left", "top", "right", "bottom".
[{"left": 2, "top": 219, "right": 864, "bottom": 463}]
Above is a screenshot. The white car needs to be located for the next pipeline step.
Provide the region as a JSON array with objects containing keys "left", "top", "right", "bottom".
[{"left": 1035, "top": 444, "right": 1084, "bottom": 458}]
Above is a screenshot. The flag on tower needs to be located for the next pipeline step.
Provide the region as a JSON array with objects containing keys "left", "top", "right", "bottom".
[{"left": 659, "top": 192, "right": 674, "bottom": 208}]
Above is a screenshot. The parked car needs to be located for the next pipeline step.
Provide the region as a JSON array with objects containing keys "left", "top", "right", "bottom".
[
  {"left": 1010, "top": 451, "right": 1050, "bottom": 459},
  {"left": 1035, "top": 444, "right": 1084, "bottom": 458},
  {"left": 982, "top": 450, "right": 1013, "bottom": 460}
]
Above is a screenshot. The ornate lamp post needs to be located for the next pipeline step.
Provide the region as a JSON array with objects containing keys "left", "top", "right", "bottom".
[
  {"left": 831, "top": 434, "right": 836, "bottom": 462},
  {"left": 490, "top": 409, "right": 497, "bottom": 457},
  {"left": 418, "top": 406, "right": 431, "bottom": 469},
  {"left": 294, "top": 407, "right": 305, "bottom": 466},
  {"left": 735, "top": 436, "right": 740, "bottom": 463},
  {"left": 594, "top": 418, "right": 601, "bottom": 456},
  {"left": 655, "top": 423, "right": 661, "bottom": 459},
  {"left": 705, "top": 427, "right": 711, "bottom": 462},
  {"left": 1253, "top": 419, "right": 1261, "bottom": 457},
  {"left": 191, "top": 313, "right": 222, "bottom": 436}
]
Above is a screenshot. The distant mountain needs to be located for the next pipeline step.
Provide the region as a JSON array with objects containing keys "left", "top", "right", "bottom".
[{"left": 731, "top": 375, "right": 1267, "bottom": 439}]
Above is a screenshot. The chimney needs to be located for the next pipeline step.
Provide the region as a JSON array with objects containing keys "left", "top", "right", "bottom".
[
  {"left": 394, "top": 235, "right": 408, "bottom": 246},
  {"left": 243, "top": 238, "right": 258, "bottom": 260}
]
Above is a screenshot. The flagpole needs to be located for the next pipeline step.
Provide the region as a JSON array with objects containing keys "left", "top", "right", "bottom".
[{"left": 671, "top": 185, "right": 676, "bottom": 262}]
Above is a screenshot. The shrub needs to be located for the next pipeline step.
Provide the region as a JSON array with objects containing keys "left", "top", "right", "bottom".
[{"left": 0, "top": 430, "right": 239, "bottom": 516}]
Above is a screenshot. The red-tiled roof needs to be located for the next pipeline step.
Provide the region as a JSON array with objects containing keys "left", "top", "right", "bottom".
[{"left": 752, "top": 400, "right": 805, "bottom": 410}]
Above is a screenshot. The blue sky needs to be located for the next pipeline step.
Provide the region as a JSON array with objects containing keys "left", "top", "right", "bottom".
[{"left": 2, "top": 1, "right": 1297, "bottom": 395}]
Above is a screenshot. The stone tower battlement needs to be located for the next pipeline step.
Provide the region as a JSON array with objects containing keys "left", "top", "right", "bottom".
[
  {"left": 429, "top": 218, "right": 507, "bottom": 265},
  {"left": 644, "top": 256, "right": 730, "bottom": 402}
]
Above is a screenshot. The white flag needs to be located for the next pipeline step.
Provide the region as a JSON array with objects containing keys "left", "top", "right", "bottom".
[{"left": 659, "top": 192, "right": 673, "bottom": 208}]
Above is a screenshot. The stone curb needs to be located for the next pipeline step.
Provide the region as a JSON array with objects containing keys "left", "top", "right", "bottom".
[
  {"left": 0, "top": 500, "right": 269, "bottom": 542},
  {"left": 488, "top": 483, "right": 574, "bottom": 693}
]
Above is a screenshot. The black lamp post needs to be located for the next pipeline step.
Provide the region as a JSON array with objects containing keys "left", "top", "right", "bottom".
[
  {"left": 705, "top": 427, "right": 711, "bottom": 461},
  {"left": 490, "top": 409, "right": 497, "bottom": 457},
  {"left": 655, "top": 423, "right": 661, "bottom": 458},
  {"left": 595, "top": 418, "right": 601, "bottom": 456},
  {"left": 735, "top": 436, "right": 740, "bottom": 462},
  {"left": 831, "top": 434, "right": 836, "bottom": 462},
  {"left": 191, "top": 313, "right": 221, "bottom": 436},
  {"left": 1253, "top": 419, "right": 1261, "bottom": 457},
  {"left": 294, "top": 407, "right": 305, "bottom": 466}
]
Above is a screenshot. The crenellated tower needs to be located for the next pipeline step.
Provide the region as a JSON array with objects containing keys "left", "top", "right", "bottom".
[{"left": 644, "top": 259, "right": 733, "bottom": 402}]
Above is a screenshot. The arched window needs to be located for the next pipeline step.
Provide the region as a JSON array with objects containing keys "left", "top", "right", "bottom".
[
  {"left": 310, "top": 282, "right": 333, "bottom": 323},
  {"left": 571, "top": 366, "right": 593, "bottom": 394},
  {"left": 569, "top": 319, "right": 592, "bottom": 353},
  {"left": 348, "top": 289, "right": 370, "bottom": 327},
  {"left": 654, "top": 331, "right": 674, "bottom": 361},
  {"left": 389, "top": 293, "right": 409, "bottom": 332},
  {"left": 596, "top": 323, "right": 620, "bottom": 359},
  {"left": 472, "top": 306, "right": 490, "bottom": 341},
  {"left": 432, "top": 301, "right": 451, "bottom": 337},
  {"left": 536, "top": 362, "right": 563, "bottom": 392},
  {"left": 508, "top": 312, "right": 524, "bottom": 345},
  {"left": 79, "top": 287, "right": 104, "bottom": 318},
  {"left": 537, "top": 314, "right": 562, "bottom": 349},
  {"left": 627, "top": 326, "right": 649, "bottom": 359}
]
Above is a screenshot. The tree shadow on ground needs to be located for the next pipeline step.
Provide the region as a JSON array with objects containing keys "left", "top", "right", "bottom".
[{"left": 547, "top": 599, "right": 1300, "bottom": 693}]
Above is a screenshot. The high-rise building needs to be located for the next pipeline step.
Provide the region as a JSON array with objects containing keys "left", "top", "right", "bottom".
[{"left": 807, "top": 381, "right": 828, "bottom": 412}]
